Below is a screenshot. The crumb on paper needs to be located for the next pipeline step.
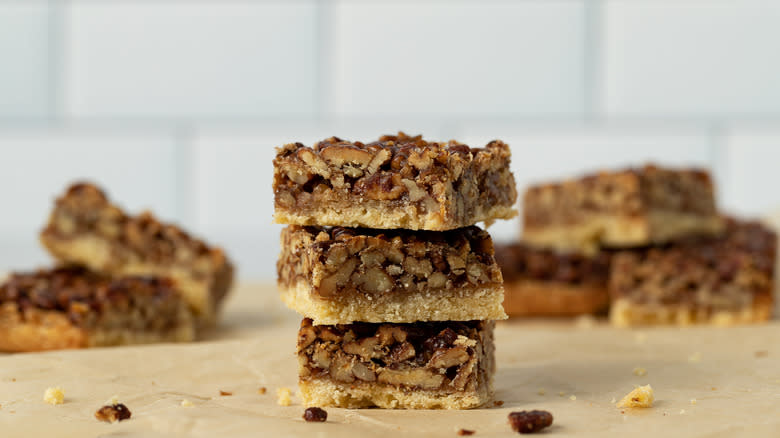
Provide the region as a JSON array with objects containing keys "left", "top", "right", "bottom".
[
  {"left": 711, "top": 387, "right": 717, "bottom": 391},
  {"left": 493, "top": 400, "right": 504, "bottom": 407},
  {"left": 44, "top": 387, "right": 65, "bottom": 405},
  {"left": 679, "top": 409, "right": 686, "bottom": 414},
  {"left": 258, "top": 387, "right": 267, "bottom": 395},
  {"left": 611, "top": 397, "right": 617, "bottom": 404},
  {"left": 616, "top": 385, "right": 654, "bottom": 408},
  {"left": 277, "top": 387, "right": 293, "bottom": 406},
  {"left": 633, "top": 367, "right": 648, "bottom": 377},
  {"left": 575, "top": 314, "right": 596, "bottom": 328},
  {"left": 569, "top": 395, "right": 577, "bottom": 401},
  {"left": 457, "top": 429, "right": 475, "bottom": 436},
  {"left": 558, "top": 391, "right": 565, "bottom": 397},
  {"left": 454, "top": 335, "right": 477, "bottom": 348},
  {"left": 219, "top": 390, "right": 232, "bottom": 396},
  {"left": 181, "top": 399, "right": 194, "bottom": 407},
  {"left": 688, "top": 352, "right": 702, "bottom": 363},
  {"left": 755, "top": 350, "right": 768, "bottom": 358},
  {"left": 634, "top": 332, "right": 647, "bottom": 344},
  {"left": 95, "top": 403, "right": 132, "bottom": 423},
  {"left": 105, "top": 395, "right": 119, "bottom": 405},
  {"left": 537, "top": 389, "right": 546, "bottom": 396},
  {"left": 690, "top": 398, "right": 697, "bottom": 405}
]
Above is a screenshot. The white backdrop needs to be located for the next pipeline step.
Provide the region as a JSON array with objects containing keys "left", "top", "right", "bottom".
[{"left": 1, "top": 1, "right": 780, "bottom": 280}]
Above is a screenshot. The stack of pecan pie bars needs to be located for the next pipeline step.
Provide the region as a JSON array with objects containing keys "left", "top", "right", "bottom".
[
  {"left": 495, "top": 165, "right": 776, "bottom": 326},
  {"left": 274, "top": 133, "right": 518, "bottom": 409}
]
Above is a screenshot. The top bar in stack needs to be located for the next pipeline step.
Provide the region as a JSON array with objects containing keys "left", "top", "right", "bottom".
[
  {"left": 40, "top": 183, "right": 234, "bottom": 324},
  {"left": 523, "top": 165, "right": 724, "bottom": 253},
  {"left": 273, "top": 132, "right": 518, "bottom": 230}
]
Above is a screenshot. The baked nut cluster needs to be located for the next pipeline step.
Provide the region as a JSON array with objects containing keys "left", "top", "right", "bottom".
[
  {"left": 0, "top": 266, "right": 194, "bottom": 351},
  {"left": 274, "top": 133, "right": 517, "bottom": 231},
  {"left": 298, "top": 319, "right": 492, "bottom": 392},
  {"left": 279, "top": 226, "right": 501, "bottom": 298}
]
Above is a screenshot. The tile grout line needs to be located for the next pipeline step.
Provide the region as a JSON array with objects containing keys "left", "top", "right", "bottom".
[
  {"left": 46, "top": 0, "right": 65, "bottom": 125},
  {"left": 708, "top": 123, "right": 730, "bottom": 209},
  {"left": 173, "top": 126, "right": 198, "bottom": 229},
  {"left": 583, "top": 0, "right": 604, "bottom": 122},
  {"left": 314, "top": 0, "right": 335, "bottom": 123}
]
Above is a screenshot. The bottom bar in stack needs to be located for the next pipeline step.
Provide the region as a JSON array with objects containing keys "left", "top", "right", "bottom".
[
  {"left": 297, "top": 318, "right": 495, "bottom": 409},
  {"left": 610, "top": 219, "right": 776, "bottom": 326},
  {"left": 494, "top": 243, "right": 611, "bottom": 317},
  {"left": 0, "top": 266, "right": 195, "bottom": 352}
]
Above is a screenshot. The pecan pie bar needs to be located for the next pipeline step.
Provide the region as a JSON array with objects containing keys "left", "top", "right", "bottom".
[
  {"left": 40, "top": 183, "right": 234, "bottom": 323},
  {"left": 277, "top": 225, "right": 507, "bottom": 324},
  {"left": 0, "top": 266, "right": 194, "bottom": 352},
  {"left": 494, "top": 243, "right": 611, "bottom": 317},
  {"left": 297, "top": 318, "right": 495, "bottom": 409},
  {"left": 273, "top": 132, "right": 518, "bottom": 231},
  {"left": 609, "top": 219, "right": 776, "bottom": 326},
  {"left": 523, "top": 165, "right": 724, "bottom": 253}
]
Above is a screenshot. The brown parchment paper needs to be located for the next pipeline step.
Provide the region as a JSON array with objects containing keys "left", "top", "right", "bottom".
[{"left": 1, "top": 282, "right": 779, "bottom": 438}]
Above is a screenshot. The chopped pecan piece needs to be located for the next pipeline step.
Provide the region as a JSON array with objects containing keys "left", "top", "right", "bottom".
[
  {"left": 303, "top": 407, "right": 328, "bottom": 422},
  {"left": 508, "top": 410, "right": 553, "bottom": 434},
  {"left": 95, "top": 403, "right": 132, "bottom": 423}
]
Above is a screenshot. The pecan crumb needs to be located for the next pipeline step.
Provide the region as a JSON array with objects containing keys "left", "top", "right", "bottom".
[
  {"left": 94, "top": 403, "right": 132, "bottom": 423},
  {"left": 457, "top": 429, "right": 475, "bottom": 436},
  {"left": 219, "top": 390, "right": 232, "bottom": 396},
  {"left": 303, "top": 407, "right": 327, "bottom": 422},
  {"left": 258, "top": 387, "right": 267, "bottom": 395},
  {"left": 633, "top": 366, "right": 647, "bottom": 376},
  {"left": 755, "top": 350, "right": 768, "bottom": 358},
  {"left": 508, "top": 410, "right": 553, "bottom": 434},
  {"left": 493, "top": 400, "right": 505, "bottom": 407}
]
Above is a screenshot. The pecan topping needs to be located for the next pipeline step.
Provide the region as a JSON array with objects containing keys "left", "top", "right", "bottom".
[{"left": 297, "top": 319, "right": 489, "bottom": 392}]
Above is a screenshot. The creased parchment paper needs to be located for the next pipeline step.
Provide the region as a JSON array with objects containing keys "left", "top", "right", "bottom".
[{"left": 1, "top": 282, "right": 779, "bottom": 438}]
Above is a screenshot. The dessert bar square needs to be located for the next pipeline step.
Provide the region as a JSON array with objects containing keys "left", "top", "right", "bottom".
[
  {"left": 297, "top": 318, "right": 495, "bottom": 409},
  {"left": 0, "top": 266, "right": 194, "bottom": 352},
  {"left": 40, "top": 183, "right": 234, "bottom": 323},
  {"left": 494, "top": 243, "right": 611, "bottom": 317},
  {"left": 277, "top": 225, "right": 507, "bottom": 324},
  {"left": 523, "top": 165, "right": 724, "bottom": 253},
  {"left": 609, "top": 219, "right": 776, "bottom": 326},
  {"left": 273, "top": 132, "right": 517, "bottom": 231}
]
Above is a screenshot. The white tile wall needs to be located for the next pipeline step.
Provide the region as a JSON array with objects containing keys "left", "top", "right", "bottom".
[
  {"left": 604, "top": 1, "right": 780, "bottom": 117},
  {"left": 65, "top": 2, "right": 318, "bottom": 119},
  {"left": 2, "top": 1, "right": 780, "bottom": 280},
  {"left": 0, "top": 129, "right": 179, "bottom": 270},
  {"left": 721, "top": 127, "right": 780, "bottom": 216},
  {"left": 0, "top": 2, "right": 50, "bottom": 118},
  {"left": 330, "top": 1, "right": 586, "bottom": 117}
]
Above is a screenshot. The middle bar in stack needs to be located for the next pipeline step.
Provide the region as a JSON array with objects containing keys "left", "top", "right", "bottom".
[{"left": 274, "top": 133, "right": 517, "bottom": 409}]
